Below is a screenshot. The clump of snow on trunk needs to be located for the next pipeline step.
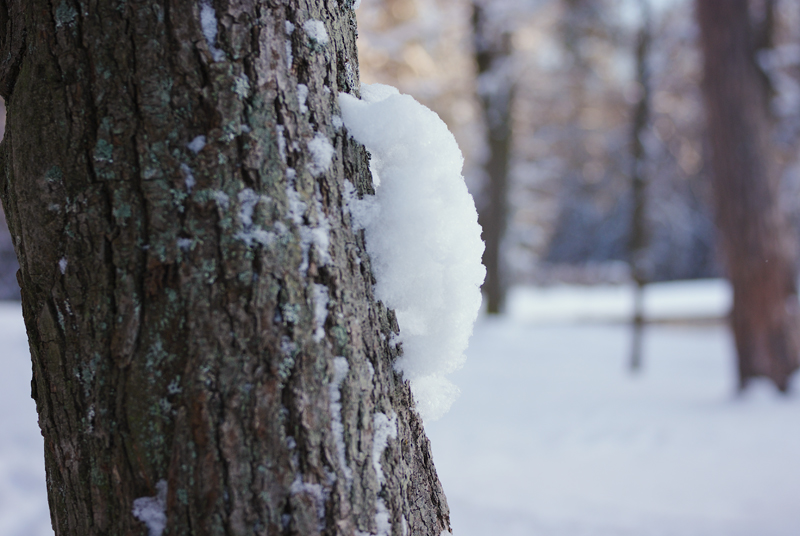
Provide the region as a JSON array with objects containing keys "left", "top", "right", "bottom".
[{"left": 338, "top": 84, "right": 486, "bottom": 421}]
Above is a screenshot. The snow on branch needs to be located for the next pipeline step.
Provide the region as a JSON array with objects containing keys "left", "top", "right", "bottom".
[{"left": 339, "top": 84, "right": 486, "bottom": 421}]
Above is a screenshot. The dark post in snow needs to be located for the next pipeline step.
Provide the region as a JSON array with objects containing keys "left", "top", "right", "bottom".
[
  {"left": 628, "top": 2, "right": 652, "bottom": 372},
  {"left": 0, "top": 1, "right": 451, "bottom": 534},
  {"left": 473, "top": 1, "right": 514, "bottom": 314},
  {"left": 697, "top": 0, "right": 800, "bottom": 391}
]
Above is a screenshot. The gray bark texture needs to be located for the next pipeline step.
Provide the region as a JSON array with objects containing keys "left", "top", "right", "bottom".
[
  {"left": 0, "top": 1, "right": 451, "bottom": 535},
  {"left": 697, "top": 0, "right": 800, "bottom": 390}
]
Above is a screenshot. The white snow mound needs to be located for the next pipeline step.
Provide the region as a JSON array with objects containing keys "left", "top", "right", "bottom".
[{"left": 338, "top": 83, "right": 486, "bottom": 421}]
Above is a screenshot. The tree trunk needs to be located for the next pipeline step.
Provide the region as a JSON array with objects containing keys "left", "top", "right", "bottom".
[
  {"left": 697, "top": 0, "right": 800, "bottom": 391},
  {"left": 473, "top": 1, "right": 513, "bottom": 314},
  {"left": 628, "top": 4, "right": 652, "bottom": 372},
  {"left": 0, "top": 1, "right": 451, "bottom": 535}
]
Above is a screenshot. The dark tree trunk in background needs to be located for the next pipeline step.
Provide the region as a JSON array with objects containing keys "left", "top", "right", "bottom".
[
  {"left": 697, "top": 0, "right": 800, "bottom": 391},
  {"left": 0, "top": 99, "right": 16, "bottom": 300},
  {"left": 0, "top": 204, "right": 20, "bottom": 300},
  {"left": 473, "top": 1, "right": 514, "bottom": 314},
  {"left": 628, "top": 4, "right": 652, "bottom": 372},
  {"left": 0, "top": 1, "right": 451, "bottom": 535}
]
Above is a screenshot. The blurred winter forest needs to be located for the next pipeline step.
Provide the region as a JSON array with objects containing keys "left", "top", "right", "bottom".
[{"left": 354, "top": 0, "right": 800, "bottom": 293}]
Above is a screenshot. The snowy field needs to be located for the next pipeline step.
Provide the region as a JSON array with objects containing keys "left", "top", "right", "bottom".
[{"left": 3, "top": 280, "right": 800, "bottom": 535}]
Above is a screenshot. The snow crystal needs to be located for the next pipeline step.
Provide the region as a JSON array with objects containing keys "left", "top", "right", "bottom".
[
  {"left": 58, "top": 257, "right": 67, "bottom": 275},
  {"left": 211, "top": 190, "right": 230, "bottom": 210},
  {"left": 371, "top": 411, "right": 397, "bottom": 485},
  {"left": 177, "top": 238, "right": 192, "bottom": 251},
  {"left": 180, "top": 163, "right": 196, "bottom": 192},
  {"left": 236, "top": 228, "right": 274, "bottom": 248},
  {"left": 285, "top": 173, "right": 331, "bottom": 272},
  {"left": 187, "top": 135, "right": 206, "bottom": 154},
  {"left": 329, "top": 356, "right": 353, "bottom": 484},
  {"left": 237, "top": 189, "right": 259, "bottom": 228},
  {"left": 313, "top": 284, "right": 329, "bottom": 342},
  {"left": 199, "top": 0, "right": 224, "bottom": 61},
  {"left": 307, "top": 133, "right": 334, "bottom": 176},
  {"left": 306, "top": 200, "right": 331, "bottom": 265},
  {"left": 235, "top": 189, "right": 274, "bottom": 247},
  {"left": 132, "top": 479, "right": 168, "bottom": 536},
  {"left": 285, "top": 21, "right": 295, "bottom": 35},
  {"left": 338, "top": 84, "right": 486, "bottom": 421},
  {"left": 286, "top": 177, "right": 306, "bottom": 226},
  {"left": 303, "top": 20, "right": 329, "bottom": 45},
  {"left": 343, "top": 180, "right": 379, "bottom": 231},
  {"left": 298, "top": 84, "right": 309, "bottom": 114},
  {"left": 332, "top": 115, "right": 344, "bottom": 130}
]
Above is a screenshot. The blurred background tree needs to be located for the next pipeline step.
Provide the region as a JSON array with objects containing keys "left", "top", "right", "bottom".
[
  {"left": 0, "top": 100, "right": 18, "bottom": 301},
  {"left": 472, "top": 0, "right": 516, "bottom": 314},
  {"left": 698, "top": 0, "right": 800, "bottom": 390},
  {"left": 355, "top": 0, "right": 724, "bottom": 290}
]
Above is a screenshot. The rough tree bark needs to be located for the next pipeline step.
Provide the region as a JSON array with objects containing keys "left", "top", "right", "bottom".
[
  {"left": 472, "top": 1, "right": 513, "bottom": 314},
  {"left": 0, "top": 1, "right": 451, "bottom": 535},
  {"left": 697, "top": 0, "right": 800, "bottom": 391}
]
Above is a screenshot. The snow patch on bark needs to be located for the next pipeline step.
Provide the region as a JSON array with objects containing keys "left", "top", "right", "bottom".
[
  {"left": 132, "top": 480, "right": 168, "bottom": 536},
  {"left": 298, "top": 84, "right": 309, "bottom": 114},
  {"left": 303, "top": 20, "right": 329, "bottom": 45},
  {"left": 199, "top": 1, "right": 225, "bottom": 61},
  {"left": 329, "top": 356, "right": 353, "bottom": 485},
  {"left": 338, "top": 83, "right": 486, "bottom": 421},
  {"left": 187, "top": 135, "right": 206, "bottom": 154},
  {"left": 313, "top": 284, "right": 329, "bottom": 342},
  {"left": 285, "top": 172, "right": 331, "bottom": 273},
  {"left": 371, "top": 411, "right": 397, "bottom": 485},
  {"left": 290, "top": 476, "right": 326, "bottom": 531},
  {"left": 307, "top": 133, "right": 334, "bottom": 176},
  {"left": 235, "top": 189, "right": 275, "bottom": 247},
  {"left": 277, "top": 126, "right": 287, "bottom": 162},
  {"left": 374, "top": 498, "right": 392, "bottom": 536},
  {"left": 180, "top": 163, "right": 196, "bottom": 192}
]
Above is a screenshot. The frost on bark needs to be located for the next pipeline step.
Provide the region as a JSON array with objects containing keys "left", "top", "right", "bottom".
[
  {"left": 697, "top": 0, "right": 800, "bottom": 391},
  {"left": 0, "top": 1, "right": 450, "bottom": 535}
]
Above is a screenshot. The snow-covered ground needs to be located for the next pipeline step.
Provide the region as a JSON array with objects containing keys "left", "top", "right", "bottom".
[
  {"left": 3, "top": 279, "right": 800, "bottom": 535},
  {"left": 427, "top": 280, "right": 800, "bottom": 536},
  {"left": 0, "top": 303, "right": 52, "bottom": 536}
]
